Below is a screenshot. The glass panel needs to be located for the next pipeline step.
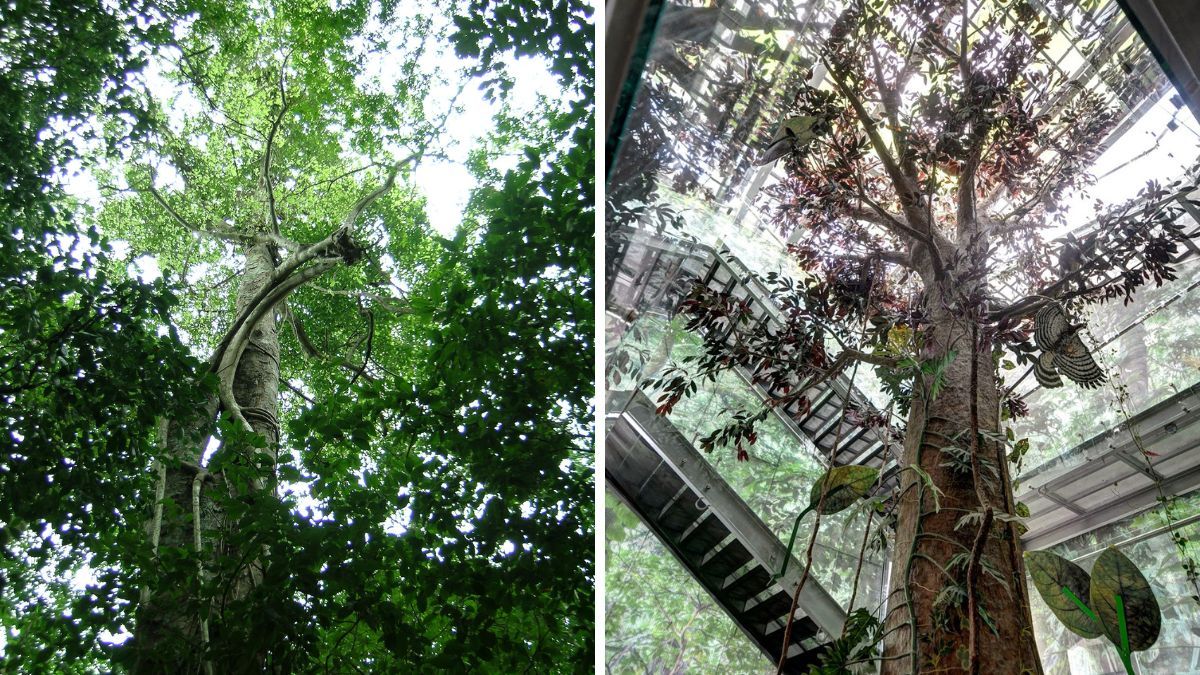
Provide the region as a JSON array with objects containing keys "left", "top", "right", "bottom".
[
  {"left": 606, "top": 493, "right": 774, "bottom": 674},
  {"left": 607, "top": 306, "right": 889, "bottom": 610},
  {"left": 1011, "top": 251, "right": 1200, "bottom": 478},
  {"left": 1029, "top": 489, "right": 1200, "bottom": 674},
  {"left": 607, "top": 0, "right": 1200, "bottom": 669}
]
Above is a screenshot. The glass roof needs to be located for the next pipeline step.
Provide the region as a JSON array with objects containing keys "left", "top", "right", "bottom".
[{"left": 608, "top": 0, "right": 1200, "bottom": 480}]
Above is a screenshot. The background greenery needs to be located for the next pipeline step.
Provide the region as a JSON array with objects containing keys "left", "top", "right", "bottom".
[{"left": 0, "top": 0, "right": 594, "bottom": 671}]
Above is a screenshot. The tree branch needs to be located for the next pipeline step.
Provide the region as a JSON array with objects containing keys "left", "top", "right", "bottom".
[
  {"left": 176, "top": 51, "right": 264, "bottom": 143},
  {"left": 284, "top": 302, "right": 381, "bottom": 382},
  {"left": 282, "top": 379, "right": 316, "bottom": 406},
  {"left": 216, "top": 257, "right": 343, "bottom": 430},
  {"left": 139, "top": 181, "right": 301, "bottom": 252},
  {"left": 840, "top": 347, "right": 901, "bottom": 369},
  {"left": 825, "top": 61, "right": 946, "bottom": 278},
  {"left": 145, "top": 181, "right": 215, "bottom": 237},
  {"left": 859, "top": 2, "right": 919, "bottom": 183},
  {"left": 955, "top": 0, "right": 992, "bottom": 243},
  {"left": 289, "top": 162, "right": 382, "bottom": 197},
  {"left": 341, "top": 164, "right": 401, "bottom": 230},
  {"left": 261, "top": 101, "right": 288, "bottom": 236},
  {"left": 308, "top": 285, "right": 411, "bottom": 315}
]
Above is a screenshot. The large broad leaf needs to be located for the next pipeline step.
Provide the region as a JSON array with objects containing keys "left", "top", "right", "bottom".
[
  {"left": 777, "top": 465, "right": 879, "bottom": 578},
  {"left": 809, "top": 465, "right": 879, "bottom": 515},
  {"left": 1025, "top": 551, "right": 1102, "bottom": 638},
  {"left": 1090, "top": 547, "right": 1161, "bottom": 651}
]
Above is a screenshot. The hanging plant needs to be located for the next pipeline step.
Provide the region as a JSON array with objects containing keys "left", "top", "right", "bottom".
[
  {"left": 1025, "top": 547, "right": 1161, "bottom": 675},
  {"left": 1087, "top": 324, "right": 1200, "bottom": 608}
]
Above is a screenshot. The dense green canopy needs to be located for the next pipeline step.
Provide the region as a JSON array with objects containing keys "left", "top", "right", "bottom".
[{"left": 0, "top": 0, "right": 594, "bottom": 671}]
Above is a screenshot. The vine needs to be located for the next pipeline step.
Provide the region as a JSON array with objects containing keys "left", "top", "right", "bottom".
[
  {"left": 774, "top": 352, "right": 865, "bottom": 675},
  {"left": 1084, "top": 322, "right": 1200, "bottom": 606}
]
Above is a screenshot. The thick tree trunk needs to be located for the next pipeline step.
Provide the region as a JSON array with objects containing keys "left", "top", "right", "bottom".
[
  {"left": 880, "top": 304, "right": 1043, "bottom": 674},
  {"left": 132, "top": 436, "right": 221, "bottom": 673},
  {"left": 133, "top": 243, "right": 280, "bottom": 673},
  {"left": 213, "top": 242, "right": 282, "bottom": 653}
]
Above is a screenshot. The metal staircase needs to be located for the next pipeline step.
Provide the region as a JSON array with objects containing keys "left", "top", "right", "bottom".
[
  {"left": 607, "top": 227, "right": 902, "bottom": 473},
  {"left": 607, "top": 389, "right": 846, "bottom": 673},
  {"left": 694, "top": 252, "right": 902, "bottom": 473},
  {"left": 606, "top": 227, "right": 898, "bottom": 670}
]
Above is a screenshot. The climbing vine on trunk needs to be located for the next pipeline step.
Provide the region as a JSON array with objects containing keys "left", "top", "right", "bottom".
[
  {"left": 1, "top": 0, "right": 595, "bottom": 671},
  {"left": 645, "top": 1, "right": 1199, "bottom": 673}
]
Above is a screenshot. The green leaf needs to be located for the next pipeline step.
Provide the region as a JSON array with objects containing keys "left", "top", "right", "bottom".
[
  {"left": 776, "top": 465, "right": 879, "bottom": 579},
  {"left": 1024, "top": 550, "right": 1102, "bottom": 639},
  {"left": 1090, "top": 547, "right": 1161, "bottom": 651},
  {"left": 906, "top": 464, "right": 943, "bottom": 513},
  {"left": 809, "top": 465, "right": 879, "bottom": 515}
]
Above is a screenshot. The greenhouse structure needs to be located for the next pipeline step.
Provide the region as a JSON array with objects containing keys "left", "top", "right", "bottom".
[{"left": 604, "top": 1, "right": 1200, "bottom": 673}]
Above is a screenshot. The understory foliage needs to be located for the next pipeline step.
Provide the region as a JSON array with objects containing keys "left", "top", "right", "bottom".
[
  {"left": 625, "top": 0, "right": 1198, "bottom": 673},
  {"left": 0, "top": 0, "right": 593, "bottom": 671}
]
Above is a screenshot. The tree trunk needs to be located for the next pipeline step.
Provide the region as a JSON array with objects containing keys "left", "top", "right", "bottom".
[
  {"left": 880, "top": 304, "right": 1043, "bottom": 674},
  {"left": 212, "top": 242, "right": 282, "bottom": 659},
  {"left": 133, "top": 243, "right": 280, "bottom": 673}
]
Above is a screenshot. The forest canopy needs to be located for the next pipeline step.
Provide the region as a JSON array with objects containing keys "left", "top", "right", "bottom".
[{"left": 0, "top": 0, "right": 594, "bottom": 671}]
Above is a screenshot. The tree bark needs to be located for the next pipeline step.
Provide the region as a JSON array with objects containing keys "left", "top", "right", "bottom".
[
  {"left": 133, "top": 243, "right": 280, "bottom": 673},
  {"left": 880, "top": 297, "right": 1042, "bottom": 674}
]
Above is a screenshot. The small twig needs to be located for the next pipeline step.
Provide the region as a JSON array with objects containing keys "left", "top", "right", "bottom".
[
  {"left": 282, "top": 379, "right": 316, "bottom": 405},
  {"left": 348, "top": 311, "right": 374, "bottom": 387}
]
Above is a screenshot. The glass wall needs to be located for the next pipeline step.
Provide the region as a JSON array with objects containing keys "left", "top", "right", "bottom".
[
  {"left": 1011, "top": 253, "right": 1200, "bottom": 476},
  {"left": 606, "top": 494, "right": 774, "bottom": 674},
  {"left": 1030, "top": 489, "right": 1200, "bottom": 674},
  {"left": 606, "top": 0, "right": 1200, "bottom": 671}
]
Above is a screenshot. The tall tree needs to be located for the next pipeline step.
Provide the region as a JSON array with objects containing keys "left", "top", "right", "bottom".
[
  {"left": 1, "top": 0, "right": 594, "bottom": 672},
  {"left": 647, "top": 1, "right": 1195, "bottom": 673}
]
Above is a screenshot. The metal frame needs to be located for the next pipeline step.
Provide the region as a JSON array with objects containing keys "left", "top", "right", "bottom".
[
  {"left": 1020, "top": 382, "right": 1200, "bottom": 551},
  {"left": 607, "top": 390, "right": 847, "bottom": 639}
]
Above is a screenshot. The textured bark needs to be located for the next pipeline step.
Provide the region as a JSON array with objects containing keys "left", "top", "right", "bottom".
[
  {"left": 131, "top": 398, "right": 220, "bottom": 672},
  {"left": 218, "top": 243, "right": 282, "bottom": 647},
  {"left": 229, "top": 242, "right": 283, "bottom": 457},
  {"left": 880, "top": 294, "right": 1042, "bottom": 674},
  {"left": 132, "top": 462, "right": 221, "bottom": 673},
  {"left": 133, "top": 243, "right": 280, "bottom": 673}
]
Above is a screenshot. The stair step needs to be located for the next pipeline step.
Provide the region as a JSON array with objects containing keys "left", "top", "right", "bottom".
[
  {"left": 741, "top": 589, "right": 796, "bottom": 628},
  {"left": 631, "top": 466, "right": 685, "bottom": 514},
  {"left": 761, "top": 613, "right": 820, "bottom": 649},
  {"left": 678, "top": 511, "right": 731, "bottom": 558},
  {"left": 658, "top": 488, "right": 707, "bottom": 537},
  {"left": 607, "top": 441, "right": 661, "bottom": 490},
  {"left": 721, "top": 565, "right": 773, "bottom": 603},
  {"left": 698, "top": 539, "right": 753, "bottom": 580}
]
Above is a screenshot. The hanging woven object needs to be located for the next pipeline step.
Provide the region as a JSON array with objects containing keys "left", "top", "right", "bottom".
[{"left": 1033, "top": 302, "right": 1106, "bottom": 389}]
